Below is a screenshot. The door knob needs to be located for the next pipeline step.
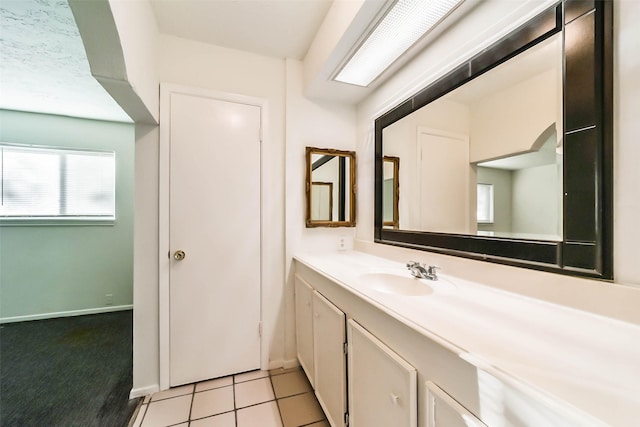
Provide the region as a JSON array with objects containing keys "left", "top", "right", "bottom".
[{"left": 174, "top": 250, "right": 186, "bottom": 261}]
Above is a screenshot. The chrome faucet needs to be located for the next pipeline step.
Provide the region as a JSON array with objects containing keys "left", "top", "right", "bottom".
[{"left": 406, "top": 261, "right": 439, "bottom": 281}]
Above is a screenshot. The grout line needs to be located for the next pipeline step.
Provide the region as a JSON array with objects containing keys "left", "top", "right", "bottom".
[
  {"left": 268, "top": 372, "right": 286, "bottom": 426},
  {"left": 187, "top": 385, "right": 196, "bottom": 423},
  {"left": 188, "top": 409, "right": 236, "bottom": 423},
  {"left": 233, "top": 377, "right": 238, "bottom": 426}
]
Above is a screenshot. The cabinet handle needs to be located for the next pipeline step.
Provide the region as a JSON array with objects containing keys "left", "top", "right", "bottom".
[{"left": 390, "top": 393, "right": 400, "bottom": 405}]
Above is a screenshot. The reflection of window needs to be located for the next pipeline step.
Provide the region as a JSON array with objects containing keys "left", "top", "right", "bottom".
[
  {"left": 1, "top": 145, "right": 115, "bottom": 220},
  {"left": 477, "top": 183, "right": 494, "bottom": 224}
]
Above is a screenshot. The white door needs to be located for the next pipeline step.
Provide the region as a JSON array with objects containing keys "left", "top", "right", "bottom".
[
  {"left": 348, "top": 319, "right": 417, "bottom": 427},
  {"left": 294, "top": 275, "right": 315, "bottom": 387},
  {"left": 168, "top": 92, "right": 261, "bottom": 386},
  {"left": 313, "top": 291, "right": 346, "bottom": 427},
  {"left": 418, "top": 129, "right": 470, "bottom": 234}
]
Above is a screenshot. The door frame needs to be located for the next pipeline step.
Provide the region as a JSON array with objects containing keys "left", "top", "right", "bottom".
[{"left": 159, "top": 83, "right": 268, "bottom": 391}]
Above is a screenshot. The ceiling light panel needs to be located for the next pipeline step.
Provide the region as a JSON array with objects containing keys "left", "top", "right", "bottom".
[{"left": 334, "top": 0, "right": 464, "bottom": 87}]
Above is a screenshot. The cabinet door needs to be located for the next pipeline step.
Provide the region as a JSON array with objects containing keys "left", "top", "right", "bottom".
[
  {"left": 294, "top": 276, "right": 314, "bottom": 386},
  {"left": 347, "top": 319, "right": 417, "bottom": 427},
  {"left": 426, "top": 381, "right": 487, "bottom": 427},
  {"left": 313, "top": 291, "right": 346, "bottom": 427}
]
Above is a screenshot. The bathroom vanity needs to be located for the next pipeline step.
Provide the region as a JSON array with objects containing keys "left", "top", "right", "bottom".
[{"left": 294, "top": 251, "right": 640, "bottom": 427}]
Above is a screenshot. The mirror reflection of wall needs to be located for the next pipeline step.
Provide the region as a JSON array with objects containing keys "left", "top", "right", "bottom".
[
  {"left": 382, "top": 156, "right": 399, "bottom": 229},
  {"left": 476, "top": 126, "right": 563, "bottom": 240},
  {"left": 381, "top": 32, "right": 563, "bottom": 241},
  {"left": 306, "top": 147, "right": 356, "bottom": 227}
]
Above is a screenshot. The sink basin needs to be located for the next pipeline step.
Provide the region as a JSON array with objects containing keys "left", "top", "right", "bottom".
[{"left": 361, "top": 273, "right": 434, "bottom": 296}]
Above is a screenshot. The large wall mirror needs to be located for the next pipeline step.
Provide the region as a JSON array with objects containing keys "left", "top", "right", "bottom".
[
  {"left": 374, "top": 1, "right": 613, "bottom": 279},
  {"left": 306, "top": 147, "right": 356, "bottom": 227}
]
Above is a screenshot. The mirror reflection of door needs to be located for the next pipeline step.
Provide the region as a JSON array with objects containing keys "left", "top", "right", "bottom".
[
  {"left": 311, "top": 182, "right": 333, "bottom": 221},
  {"left": 381, "top": 32, "right": 563, "bottom": 241},
  {"left": 382, "top": 156, "right": 399, "bottom": 229},
  {"left": 305, "top": 147, "right": 356, "bottom": 227}
]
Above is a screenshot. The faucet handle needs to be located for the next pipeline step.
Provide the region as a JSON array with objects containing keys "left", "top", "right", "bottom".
[
  {"left": 427, "top": 265, "right": 440, "bottom": 274},
  {"left": 426, "top": 265, "right": 440, "bottom": 280}
]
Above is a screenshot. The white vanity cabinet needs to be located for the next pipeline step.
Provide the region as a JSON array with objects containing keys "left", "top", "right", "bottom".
[
  {"left": 347, "top": 319, "right": 417, "bottom": 427},
  {"left": 294, "top": 276, "right": 314, "bottom": 386},
  {"left": 312, "top": 290, "right": 347, "bottom": 427},
  {"left": 293, "top": 253, "right": 636, "bottom": 427},
  {"left": 426, "top": 382, "right": 487, "bottom": 427}
]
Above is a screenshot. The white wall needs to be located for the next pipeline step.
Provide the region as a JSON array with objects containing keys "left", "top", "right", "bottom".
[
  {"left": 0, "top": 110, "right": 134, "bottom": 321},
  {"left": 109, "top": 0, "right": 159, "bottom": 122},
  {"left": 356, "top": 0, "right": 640, "bottom": 325},
  {"left": 132, "top": 123, "right": 160, "bottom": 397},
  {"left": 284, "top": 58, "right": 357, "bottom": 364}
]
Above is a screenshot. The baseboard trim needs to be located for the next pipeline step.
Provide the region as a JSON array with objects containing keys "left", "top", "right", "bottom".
[
  {"left": 283, "top": 358, "right": 300, "bottom": 369},
  {"left": 267, "top": 358, "right": 300, "bottom": 371},
  {"left": 0, "top": 305, "right": 133, "bottom": 324},
  {"left": 130, "top": 384, "right": 159, "bottom": 400}
]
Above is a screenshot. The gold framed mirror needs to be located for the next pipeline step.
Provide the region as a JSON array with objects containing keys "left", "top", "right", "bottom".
[{"left": 306, "top": 147, "right": 356, "bottom": 228}]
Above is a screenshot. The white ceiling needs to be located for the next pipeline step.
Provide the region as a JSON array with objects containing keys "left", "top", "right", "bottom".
[
  {"left": 150, "top": 0, "right": 333, "bottom": 60},
  {"left": 0, "top": 0, "right": 132, "bottom": 123},
  {"left": 0, "top": 0, "right": 333, "bottom": 123}
]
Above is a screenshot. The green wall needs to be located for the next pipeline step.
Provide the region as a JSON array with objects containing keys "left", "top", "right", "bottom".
[{"left": 0, "top": 110, "right": 134, "bottom": 321}]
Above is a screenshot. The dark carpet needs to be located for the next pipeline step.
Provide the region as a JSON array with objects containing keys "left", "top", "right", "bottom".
[{"left": 0, "top": 310, "right": 140, "bottom": 427}]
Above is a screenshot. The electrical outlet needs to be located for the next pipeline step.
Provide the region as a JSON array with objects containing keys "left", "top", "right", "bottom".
[
  {"left": 338, "top": 236, "right": 347, "bottom": 251},
  {"left": 105, "top": 294, "right": 113, "bottom": 306}
]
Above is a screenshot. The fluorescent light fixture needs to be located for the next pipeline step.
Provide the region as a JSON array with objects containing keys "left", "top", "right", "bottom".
[{"left": 334, "top": 0, "right": 464, "bottom": 87}]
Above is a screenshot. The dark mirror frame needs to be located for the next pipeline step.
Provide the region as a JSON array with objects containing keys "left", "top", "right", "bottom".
[
  {"left": 374, "top": 1, "right": 613, "bottom": 280},
  {"left": 306, "top": 147, "right": 357, "bottom": 228}
]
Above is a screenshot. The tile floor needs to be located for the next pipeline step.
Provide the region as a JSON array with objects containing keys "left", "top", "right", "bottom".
[{"left": 131, "top": 367, "right": 329, "bottom": 427}]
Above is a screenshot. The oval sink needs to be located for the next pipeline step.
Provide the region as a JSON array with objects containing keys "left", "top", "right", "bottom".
[{"left": 361, "top": 273, "right": 434, "bottom": 296}]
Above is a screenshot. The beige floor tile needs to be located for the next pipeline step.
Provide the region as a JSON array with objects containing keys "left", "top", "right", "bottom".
[
  {"left": 150, "top": 384, "right": 194, "bottom": 401},
  {"left": 271, "top": 370, "right": 312, "bottom": 398},
  {"left": 269, "top": 366, "right": 301, "bottom": 377},
  {"left": 277, "top": 392, "right": 325, "bottom": 427},
  {"left": 234, "top": 369, "right": 269, "bottom": 383},
  {"left": 235, "top": 377, "right": 275, "bottom": 408},
  {"left": 190, "top": 386, "right": 235, "bottom": 420},
  {"left": 142, "top": 394, "right": 192, "bottom": 427},
  {"left": 237, "top": 401, "right": 283, "bottom": 427},
  {"left": 131, "top": 404, "right": 147, "bottom": 427},
  {"left": 189, "top": 411, "right": 236, "bottom": 427},
  {"left": 306, "top": 421, "right": 330, "bottom": 427},
  {"left": 195, "top": 376, "right": 233, "bottom": 392}
]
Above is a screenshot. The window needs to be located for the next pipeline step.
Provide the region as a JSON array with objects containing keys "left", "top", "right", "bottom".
[
  {"left": 477, "top": 183, "right": 494, "bottom": 224},
  {"left": 1, "top": 144, "right": 116, "bottom": 222}
]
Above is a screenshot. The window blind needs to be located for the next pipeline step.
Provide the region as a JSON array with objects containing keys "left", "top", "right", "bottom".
[{"left": 0, "top": 144, "right": 116, "bottom": 219}]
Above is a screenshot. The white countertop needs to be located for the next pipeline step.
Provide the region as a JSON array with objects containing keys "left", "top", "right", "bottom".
[{"left": 294, "top": 251, "right": 640, "bottom": 426}]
